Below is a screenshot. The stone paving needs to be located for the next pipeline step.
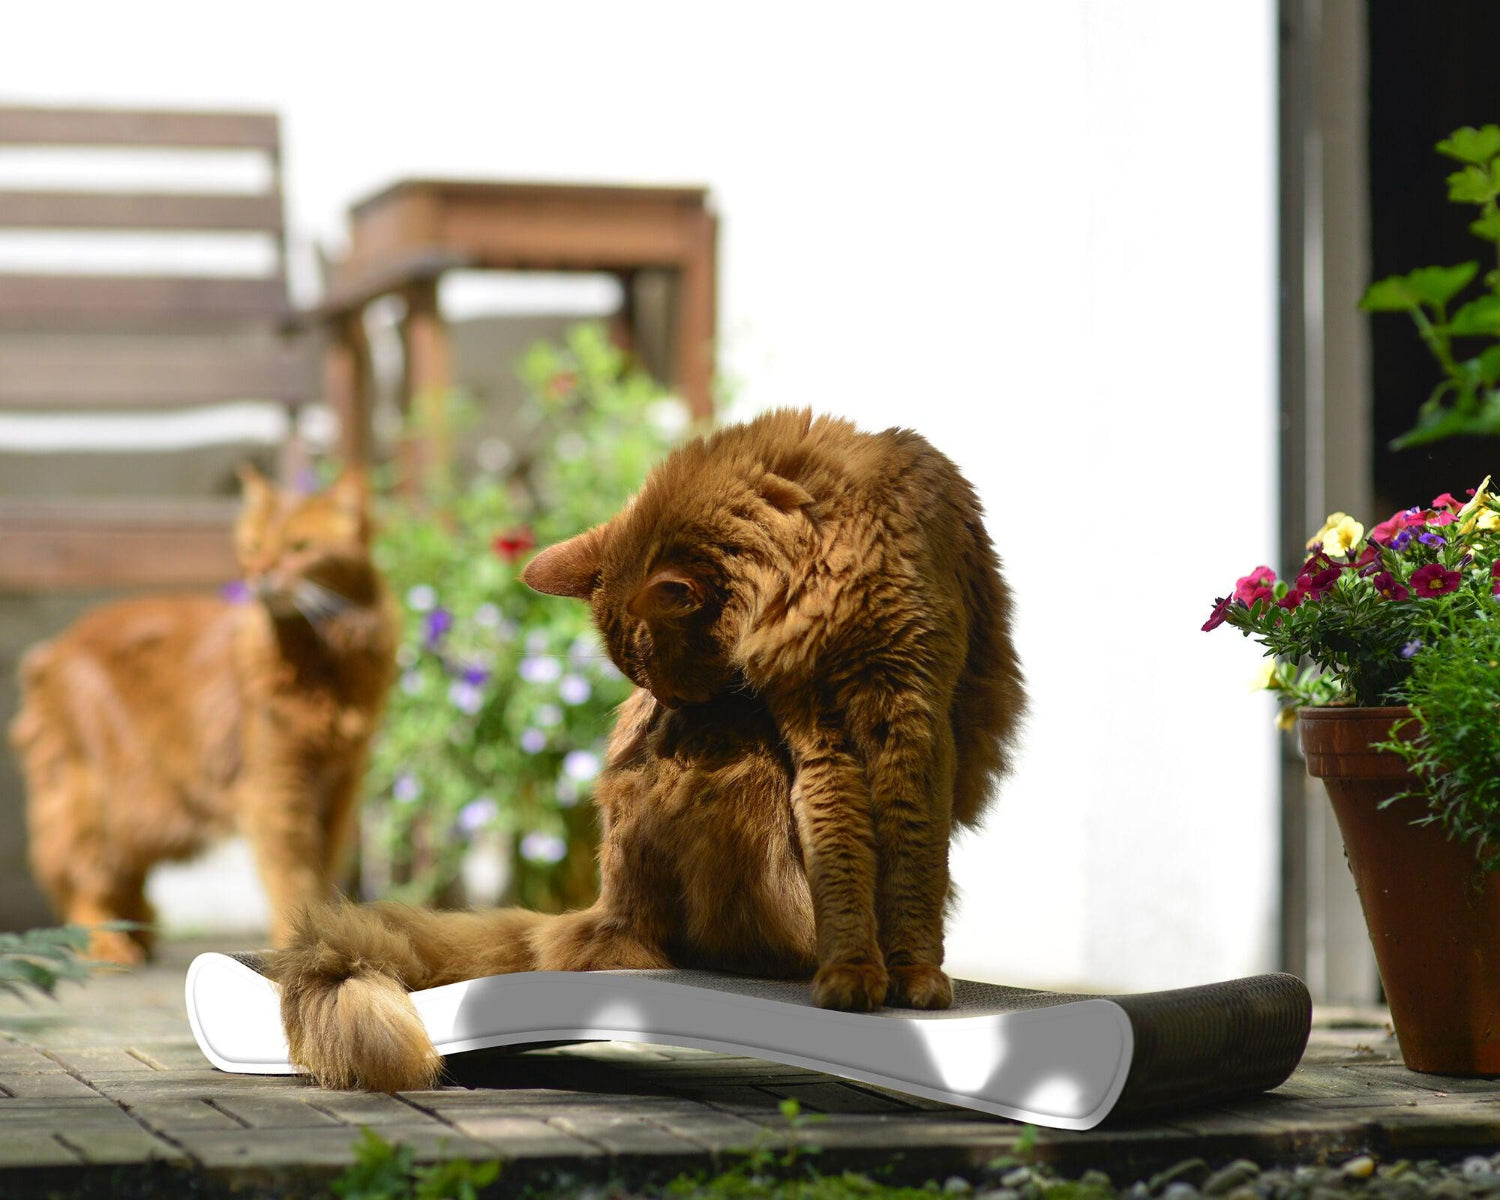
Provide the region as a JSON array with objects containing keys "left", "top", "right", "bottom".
[{"left": 1, "top": 941, "right": 1498, "bottom": 1197}]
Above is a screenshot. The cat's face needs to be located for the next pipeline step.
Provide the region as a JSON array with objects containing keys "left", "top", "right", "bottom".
[
  {"left": 235, "top": 467, "right": 376, "bottom": 620},
  {"left": 523, "top": 463, "right": 811, "bottom": 707}
]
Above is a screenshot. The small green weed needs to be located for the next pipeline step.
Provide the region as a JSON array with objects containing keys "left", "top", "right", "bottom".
[
  {"left": 0, "top": 924, "right": 140, "bottom": 1001},
  {"left": 331, "top": 1128, "right": 501, "bottom": 1200}
]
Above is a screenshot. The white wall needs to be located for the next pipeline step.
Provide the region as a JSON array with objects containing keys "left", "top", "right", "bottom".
[{"left": 3, "top": 1, "right": 1279, "bottom": 990}]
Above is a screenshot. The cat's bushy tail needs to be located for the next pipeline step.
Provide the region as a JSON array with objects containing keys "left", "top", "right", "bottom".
[
  {"left": 270, "top": 901, "right": 556, "bottom": 1091},
  {"left": 270, "top": 903, "right": 444, "bottom": 1092}
]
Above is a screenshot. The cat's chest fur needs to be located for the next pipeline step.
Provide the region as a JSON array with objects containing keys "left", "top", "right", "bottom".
[{"left": 597, "top": 690, "right": 816, "bottom": 975}]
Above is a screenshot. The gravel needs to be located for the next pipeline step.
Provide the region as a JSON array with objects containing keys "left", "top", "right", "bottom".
[{"left": 960, "top": 1150, "right": 1500, "bottom": 1200}]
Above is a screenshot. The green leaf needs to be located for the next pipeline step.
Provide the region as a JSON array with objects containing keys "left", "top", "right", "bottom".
[
  {"left": 1447, "top": 294, "right": 1500, "bottom": 336},
  {"left": 1479, "top": 346, "right": 1500, "bottom": 386},
  {"left": 1405, "top": 263, "right": 1480, "bottom": 307},
  {"left": 1449, "top": 164, "right": 1500, "bottom": 204},
  {"left": 1360, "top": 275, "right": 1420, "bottom": 312},
  {"left": 1438, "top": 125, "right": 1500, "bottom": 166},
  {"left": 1471, "top": 211, "right": 1500, "bottom": 243},
  {"left": 1391, "top": 392, "right": 1500, "bottom": 449}
]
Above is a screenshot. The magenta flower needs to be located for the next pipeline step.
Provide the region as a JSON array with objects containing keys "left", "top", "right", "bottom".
[
  {"left": 1233, "top": 565, "right": 1278, "bottom": 607},
  {"left": 1300, "top": 565, "right": 1342, "bottom": 598},
  {"left": 1277, "top": 587, "right": 1306, "bottom": 610},
  {"left": 1371, "top": 571, "right": 1410, "bottom": 601},
  {"left": 1410, "top": 563, "right": 1462, "bottom": 597},
  {"left": 1202, "top": 595, "right": 1234, "bottom": 632}
]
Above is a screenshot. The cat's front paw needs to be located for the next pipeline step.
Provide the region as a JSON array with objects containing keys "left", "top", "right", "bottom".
[
  {"left": 886, "top": 963, "right": 953, "bottom": 1009},
  {"left": 812, "top": 960, "right": 888, "bottom": 1012}
]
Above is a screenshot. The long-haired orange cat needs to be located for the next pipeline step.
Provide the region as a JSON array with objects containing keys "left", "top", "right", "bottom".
[
  {"left": 10, "top": 468, "right": 397, "bottom": 963},
  {"left": 270, "top": 410, "right": 1025, "bottom": 1092}
]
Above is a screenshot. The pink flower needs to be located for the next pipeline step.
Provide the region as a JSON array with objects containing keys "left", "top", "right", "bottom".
[
  {"left": 1410, "top": 562, "right": 1462, "bottom": 597},
  {"left": 1202, "top": 595, "right": 1234, "bottom": 632},
  {"left": 1277, "top": 587, "right": 1306, "bottom": 610},
  {"left": 1432, "top": 492, "right": 1462, "bottom": 510},
  {"left": 1371, "top": 571, "right": 1410, "bottom": 601},
  {"left": 1370, "top": 510, "right": 1413, "bottom": 544},
  {"left": 1233, "top": 565, "right": 1277, "bottom": 607},
  {"left": 1428, "top": 511, "right": 1456, "bottom": 527}
]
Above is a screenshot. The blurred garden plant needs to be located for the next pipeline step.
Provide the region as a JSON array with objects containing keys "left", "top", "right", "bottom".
[
  {"left": 1202, "top": 478, "right": 1500, "bottom": 869},
  {"left": 1362, "top": 124, "right": 1500, "bottom": 447},
  {"left": 364, "top": 324, "right": 689, "bottom": 908}
]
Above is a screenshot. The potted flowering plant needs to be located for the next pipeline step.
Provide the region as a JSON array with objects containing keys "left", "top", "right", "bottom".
[
  {"left": 1203, "top": 480, "right": 1500, "bottom": 1074},
  {"left": 364, "top": 325, "right": 689, "bottom": 910}
]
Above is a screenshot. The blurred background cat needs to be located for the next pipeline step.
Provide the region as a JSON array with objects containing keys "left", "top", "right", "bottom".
[{"left": 10, "top": 468, "right": 397, "bottom": 963}]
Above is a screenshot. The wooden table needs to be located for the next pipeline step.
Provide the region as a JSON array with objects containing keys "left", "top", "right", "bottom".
[{"left": 319, "top": 179, "right": 718, "bottom": 482}]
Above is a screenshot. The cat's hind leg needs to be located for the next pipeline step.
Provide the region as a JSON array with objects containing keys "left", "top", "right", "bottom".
[{"left": 855, "top": 692, "right": 957, "bottom": 1010}]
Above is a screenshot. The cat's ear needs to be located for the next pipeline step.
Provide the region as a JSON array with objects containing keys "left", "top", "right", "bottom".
[
  {"left": 522, "top": 526, "right": 606, "bottom": 600},
  {"left": 757, "top": 471, "right": 814, "bottom": 512},
  {"left": 628, "top": 567, "right": 705, "bottom": 622},
  {"left": 327, "top": 468, "right": 370, "bottom": 515},
  {"left": 237, "top": 463, "right": 275, "bottom": 510},
  {"left": 327, "top": 468, "right": 372, "bottom": 540}
]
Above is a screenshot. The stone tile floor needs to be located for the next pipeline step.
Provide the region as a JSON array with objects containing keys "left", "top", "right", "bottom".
[{"left": 0, "top": 941, "right": 1497, "bottom": 1197}]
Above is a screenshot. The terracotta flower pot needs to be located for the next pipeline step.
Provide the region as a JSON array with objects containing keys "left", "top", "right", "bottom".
[{"left": 1299, "top": 705, "right": 1500, "bottom": 1075}]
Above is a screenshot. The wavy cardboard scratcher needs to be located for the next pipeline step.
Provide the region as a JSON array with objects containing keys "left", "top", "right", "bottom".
[{"left": 186, "top": 952, "right": 1310, "bottom": 1130}]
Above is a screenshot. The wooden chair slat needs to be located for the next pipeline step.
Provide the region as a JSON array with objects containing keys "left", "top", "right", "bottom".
[
  {"left": 0, "top": 498, "right": 241, "bottom": 590},
  {"left": 0, "top": 333, "right": 311, "bottom": 408},
  {"left": 0, "top": 191, "right": 284, "bottom": 232},
  {"left": 0, "top": 275, "right": 289, "bottom": 329},
  {"left": 0, "top": 106, "right": 280, "bottom": 151}
]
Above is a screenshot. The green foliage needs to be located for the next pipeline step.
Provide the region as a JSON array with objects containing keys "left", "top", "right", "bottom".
[
  {"left": 331, "top": 1128, "right": 502, "bottom": 1200},
  {"left": 1376, "top": 618, "right": 1500, "bottom": 873},
  {"left": 363, "top": 324, "right": 690, "bottom": 907},
  {"left": 0, "top": 925, "right": 135, "bottom": 1000},
  {"left": 1361, "top": 124, "right": 1500, "bottom": 448}
]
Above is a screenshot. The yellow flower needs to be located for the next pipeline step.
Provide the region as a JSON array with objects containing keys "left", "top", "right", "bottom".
[
  {"left": 1275, "top": 706, "right": 1298, "bottom": 732},
  {"left": 1457, "top": 474, "right": 1493, "bottom": 519},
  {"left": 1250, "top": 660, "right": 1277, "bottom": 691},
  {"left": 1480, "top": 511, "right": 1500, "bottom": 532},
  {"left": 1306, "top": 512, "right": 1364, "bottom": 556}
]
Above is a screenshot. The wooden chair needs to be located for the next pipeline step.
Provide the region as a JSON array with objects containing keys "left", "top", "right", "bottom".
[{"left": 0, "top": 104, "right": 315, "bottom": 591}]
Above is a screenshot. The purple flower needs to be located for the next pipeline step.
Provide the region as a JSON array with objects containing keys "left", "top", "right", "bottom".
[
  {"left": 423, "top": 607, "right": 454, "bottom": 650},
  {"left": 1389, "top": 528, "right": 1414, "bottom": 552},
  {"left": 393, "top": 773, "right": 422, "bottom": 804},
  {"left": 1400, "top": 640, "right": 1423, "bottom": 659},
  {"left": 563, "top": 749, "right": 601, "bottom": 782},
  {"left": 448, "top": 679, "right": 484, "bottom": 714},
  {"left": 520, "top": 831, "right": 567, "bottom": 865},
  {"left": 457, "top": 796, "right": 497, "bottom": 833},
  {"left": 519, "top": 655, "right": 562, "bottom": 684},
  {"left": 520, "top": 728, "right": 547, "bottom": 754},
  {"left": 460, "top": 663, "right": 491, "bottom": 687},
  {"left": 406, "top": 584, "right": 437, "bottom": 612},
  {"left": 1417, "top": 531, "right": 1447, "bottom": 547},
  {"left": 221, "top": 579, "right": 254, "bottom": 604},
  {"left": 559, "top": 675, "right": 592, "bottom": 705}
]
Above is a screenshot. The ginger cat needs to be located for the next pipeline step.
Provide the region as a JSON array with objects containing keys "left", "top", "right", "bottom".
[
  {"left": 270, "top": 410, "right": 1024, "bottom": 1092},
  {"left": 10, "top": 468, "right": 397, "bottom": 963}
]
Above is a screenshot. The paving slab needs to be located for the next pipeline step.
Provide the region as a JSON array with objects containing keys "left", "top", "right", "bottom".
[{"left": 0, "top": 939, "right": 1497, "bottom": 1198}]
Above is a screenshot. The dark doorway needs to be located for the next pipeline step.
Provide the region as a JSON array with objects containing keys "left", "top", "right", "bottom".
[{"left": 1369, "top": 1, "right": 1500, "bottom": 518}]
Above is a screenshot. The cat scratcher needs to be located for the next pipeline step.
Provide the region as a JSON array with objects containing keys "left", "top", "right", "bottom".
[{"left": 185, "top": 953, "right": 1309, "bottom": 1130}]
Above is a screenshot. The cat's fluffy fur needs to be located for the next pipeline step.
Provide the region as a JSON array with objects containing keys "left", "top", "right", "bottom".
[
  {"left": 270, "top": 409, "right": 1024, "bottom": 1090},
  {"left": 10, "top": 469, "right": 397, "bottom": 963}
]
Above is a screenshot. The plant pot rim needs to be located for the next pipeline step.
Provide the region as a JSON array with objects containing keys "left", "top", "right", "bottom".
[{"left": 1298, "top": 705, "right": 1411, "bottom": 720}]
